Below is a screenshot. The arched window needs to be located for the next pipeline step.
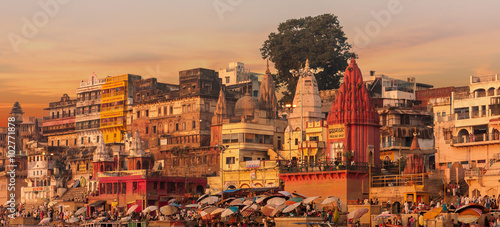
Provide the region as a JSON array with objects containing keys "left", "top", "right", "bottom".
[
  {"left": 136, "top": 161, "right": 141, "bottom": 170},
  {"left": 100, "top": 164, "right": 104, "bottom": 172}
]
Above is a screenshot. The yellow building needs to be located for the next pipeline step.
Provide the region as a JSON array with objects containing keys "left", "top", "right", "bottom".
[{"left": 100, "top": 74, "right": 141, "bottom": 144}]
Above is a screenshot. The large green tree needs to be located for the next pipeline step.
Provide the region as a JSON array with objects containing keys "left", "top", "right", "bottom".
[{"left": 260, "top": 14, "right": 354, "bottom": 103}]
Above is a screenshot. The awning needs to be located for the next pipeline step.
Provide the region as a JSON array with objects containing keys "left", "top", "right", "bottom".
[
  {"left": 89, "top": 200, "right": 106, "bottom": 207},
  {"left": 223, "top": 189, "right": 241, "bottom": 193},
  {"left": 249, "top": 187, "right": 279, "bottom": 192}
]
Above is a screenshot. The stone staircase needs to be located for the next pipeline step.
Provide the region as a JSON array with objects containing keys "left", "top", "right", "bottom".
[{"left": 59, "top": 187, "right": 87, "bottom": 202}]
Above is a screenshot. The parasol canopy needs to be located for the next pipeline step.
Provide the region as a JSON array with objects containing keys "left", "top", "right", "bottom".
[
  {"left": 282, "top": 202, "right": 302, "bottom": 213},
  {"left": 127, "top": 205, "right": 139, "bottom": 215},
  {"left": 321, "top": 196, "right": 340, "bottom": 205},
  {"left": 199, "top": 196, "right": 219, "bottom": 205},
  {"left": 303, "top": 196, "right": 321, "bottom": 204},
  {"left": 261, "top": 204, "right": 277, "bottom": 216},
  {"left": 271, "top": 204, "right": 287, "bottom": 217},
  {"left": 292, "top": 192, "right": 308, "bottom": 199},
  {"left": 221, "top": 206, "right": 239, "bottom": 218},
  {"left": 241, "top": 204, "right": 258, "bottom": 217},
  {"left": 74, "top": 207, "right": 87, "bottom": 216},
  {"left": 142, "top": 206, "right": 158, "bottom": 213},
  {"left": 347, "top": 208, "right": 369, "bottom": 220},
  {"left": 196, "top": 193, "right": 210, "bottom": 203},
  {"left": 458, "top": 208, "right": 482, "bottom": 224},
  {"left": 266, "top": 197, "right": 286, "bottom": 206},
  {"left": 286, "top": 197, "right": 304, "bottom": 205},
  {"left": 168, "top": 198, "right": 178, "bottom": 204},
  {"left": 278, "top": 191, "right": 293, "bottom": 197},
  {"left": 455, "top": 203, "right": 489, "bottom": 214},
  {"left": 67, "top": 217, "right": 80, "bottom": 223},
  {"left": 185, "top": 204, "right": 200, "bottom": 208},
  {"left": 211, "top": 208, "right": 225, "bottom": 215},
  {"left": 39, "top": 217, "right": 51, "bottom": 225},
  {"left": 374, "top": 213, "right": 395, "bottom": 220},
  {"left": 160, "top": 205, "right": 179, "bottom": 216},
  {"left": 424, "top": 207, "right": 443, "bottom": 220}
]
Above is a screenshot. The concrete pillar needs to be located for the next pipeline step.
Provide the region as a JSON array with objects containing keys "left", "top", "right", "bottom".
[{"left": 469, "top": 106, "right": 473, "bottom": 118}]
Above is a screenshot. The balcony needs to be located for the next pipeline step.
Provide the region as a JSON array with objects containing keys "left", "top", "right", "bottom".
[
  {"left": 76, "top": 124, "right": 100, "bottom": 130},
  {"left": 102, "top": 91, "right": 125, "bottom": 99},
  {"left": 279, "top": 160, "right": 376, "bottom": 174},
  {"left": 101, "top": 106, "right": 125, "bottom": 112},
  {"left": 43, "top": 127, "right": 75, "bottom": 135},
  {"left": 452, "top": 133, "right": 500, "bottom": 146}
]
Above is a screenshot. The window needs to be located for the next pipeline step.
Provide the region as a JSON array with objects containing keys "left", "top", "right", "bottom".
[
  {"left": 145, "top": 110, "right": 149, "bottom": 117},
  {"left": 175, "top": 123, "right": 179, "bottom": 131},
  {"left": 153, "top": 126, "right": 156, "bottom": 134},
  {"left": 145, "top": 127, "right": 149, "bottom": 134},
  {"left": 243, "top": 157, "right": 252, "bottom": 161},
  {"left": 113, "top": 183, "right": 118, "bottom": 194},
  {"left": 133, "top": 182, "right": 138, "bottom": 192},
  {"left": 170, "top": 106, "right": 173, "bottom": 115},
  {"left": 182, "top": 122, "right": 186, "bottom": 130},
  {"left": 437, "top": 112, "right": 440, "bottom": 117},
  {"left": 158, "top": 108, "right": 161, "bottom": 115},
  {"left": 88, "top": 137, "right": 91, "bottom": 143},
  {"left": 160, "top": 182, "right": 165, "bottom": 189},
  {"left": 226, "top": 157, "right": 235, "bottom": 164},
  {"left": 225, "top": 77, "right": 230, "bottom": 83},
  {"left": 137, "top": 111, "right": 140, "bottom": 118},
  {"left": 145, "top": 141, "right": 149, "bottom": 148},
  {"left": 97, "top": 136, "right": 100, "bottom": 143},
  {"left": 295, "top": 138, "right": 298, "bottom": 145},
  {"left": 154, "top": 182, "right": 158, "bottom": 189},
  {"left": 442, "top": 112, "right": 446, "bottom": 117},
  {"left": 192, "top": 121, "right": 196, "bottom": 129},
  {"left": 106, "top": 183, "right": 112, "bottom": 194},
  {"left": 122, "top": 182, "right": 126, "bottom": 193}
]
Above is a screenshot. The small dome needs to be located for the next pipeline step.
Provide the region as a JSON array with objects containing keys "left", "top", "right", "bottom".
[{"left": 235, "top": 92, "right": 258, "bottom": 117}]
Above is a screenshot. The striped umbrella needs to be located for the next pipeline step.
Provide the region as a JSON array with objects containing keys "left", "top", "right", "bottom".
[
  {"left": 292, "top": 192, "right": 308, "bottom": 198},
  {"left": 347, "top": 208, "right": 369, "bottom": 220},
  {"left": 211, "top": 208, "right": 225, "bottom": 216},
  {"left": 241, "top": 204, "right": 258, "bottom": 217},
  {"left": 261, "top": 204, "right": 277, "bottom": 216},
  {"left": 221, "top": 206, "right": 239, "bottom": 218},
  {"left": 286, "top": 197, "right": 304, "bottom": 205},
  {"left": 199, "top": 196, "right": 219, "bottom": 205},
  {"left": 160, "top": 205, "right": 179, "bottom": 216},
  {"left": 374, "top": 213, "right": 395, "bottom": 220}
]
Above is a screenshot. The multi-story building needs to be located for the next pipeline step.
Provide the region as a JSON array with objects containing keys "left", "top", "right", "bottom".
[
  {"left": 218, "top": 62, "right": 261, "bottom": 97},
  {"left": 76, "top": 73, "right": 106, "bottom": 147},
  {"left": 0, "top": 153, "right": 27, "bottom": 207},
  {"left": 43, "top": 94, "right": 77, "bottom": 147},
  {"left": 21, "top": 142, "right": 58, "bottom": 205},
  {"left": 100, "top": 74, "right": 142, "bottom": 144},
  {"left": 433, "top": 75, "right": 500, "bottom": 190},
  {"left": 208, "top": 63, "right": 287, "bottom": 192},
  {"left": 129, "top": 68, "right": 222, "bottom": 179},
  {"left": 3, "top": 102, "right": 43, "bottom": 154}
]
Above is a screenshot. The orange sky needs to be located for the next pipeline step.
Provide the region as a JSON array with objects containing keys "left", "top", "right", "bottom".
[{"left": 2, "top": 1, "right": 500, "bottom": 127}]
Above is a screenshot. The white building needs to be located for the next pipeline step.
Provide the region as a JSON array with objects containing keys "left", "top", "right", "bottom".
[
  {"left": 432, "top": 75, "right": 500, "bottom": 190},
  {"left": 219, "top": 62, "right": 262, "bottom": 97},
  {"left": 76, "top": 73, "right": 105, "bottom": 147}
]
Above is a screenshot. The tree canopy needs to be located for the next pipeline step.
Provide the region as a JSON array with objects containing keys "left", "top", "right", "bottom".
[{"left": 260, "top": 14, "right": 354, "bottom": 103}]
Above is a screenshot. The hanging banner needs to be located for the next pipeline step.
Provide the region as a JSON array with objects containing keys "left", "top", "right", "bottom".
[
  {"left": 328, "top": 124, "right": 345, "bottom": 139},
  {"left": 250, "top": 170, "right": 257, "bottom": 180}
]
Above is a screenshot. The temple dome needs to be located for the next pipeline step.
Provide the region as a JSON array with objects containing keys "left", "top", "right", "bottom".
[{"left": 235, "top": 92, "right": 258, "bottom": 117}]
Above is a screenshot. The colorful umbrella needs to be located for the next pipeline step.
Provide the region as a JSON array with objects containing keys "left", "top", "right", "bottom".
[
  {"left": 347, "top": 208, "right": 369, "bottom": 220},
  {"left": 202, "top": 206, "right": 218, "bottom": 214},
  {"left": 185, "top": 204, "right": 200, "bottom": 208},
  {"left": 278, "top": 191, "right": 293, "bottom": 197},
  {"left": 282, "top": 202, "right": 302, "bottom": 213},
  {"left": 303, "top": 196, "right": 321, "bottom": 204},
  {"left": 321, "top": 196, "right": 340, "bottom": 205},
  {"left": 160, "top": 205, "right": 179, "bottom": 216},
  {"left": 168, "top": 198, "right": 178, "bottom": 204},
  {"left": 455, "top": 203, "right": 489, "bottom": 214},
  {"left": 286, "top": 197, "right": 304, "bottom": 205},
  {"left": 424, "top": 207, "right": 443, "bottom": 220},
  {"left": 221, "top": 206, "right": 239, "bottom": 218},
  {"left": 169, "top": 203, "right": 182, "bottom": 208},
  {"left": 127, "top": 204, "right": 139, "bottom": 215}
]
